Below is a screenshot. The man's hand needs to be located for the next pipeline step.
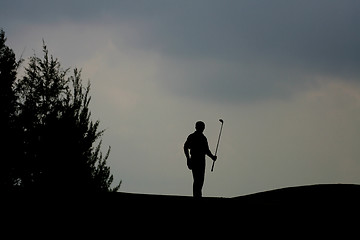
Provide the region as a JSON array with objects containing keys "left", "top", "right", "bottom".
[{"left": 212, "top": 155, "right": 217, "bottom": 161}]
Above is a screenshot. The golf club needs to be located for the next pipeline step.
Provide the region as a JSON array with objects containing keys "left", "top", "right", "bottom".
[{"left": 211, "top": 119, "right": 224, "bottom": 172}]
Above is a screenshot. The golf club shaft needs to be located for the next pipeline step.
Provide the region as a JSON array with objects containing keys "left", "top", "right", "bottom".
[{"left": 211, "top": 121, "right": 223, "bottom": 172}]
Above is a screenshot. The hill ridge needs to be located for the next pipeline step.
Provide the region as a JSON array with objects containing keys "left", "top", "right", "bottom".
[{"left": 117, "top": 184, "right": 360, "bottom": 204}]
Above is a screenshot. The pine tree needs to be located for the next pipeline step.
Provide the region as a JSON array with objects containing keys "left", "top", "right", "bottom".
[
  {"left": 14, "top": 42, "right": 121, "bottom": 192},
  {"left": 0, "top": 29, "right": 21, "bottom": 189}
]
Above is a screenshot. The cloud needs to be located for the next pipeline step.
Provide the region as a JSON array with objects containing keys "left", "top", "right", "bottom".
[
  {"left": 3, "top": 1, "right": 360, "bottom": 104},
  {"left": 156, "top": 56, "right": 312, "bottom": 104},
  {"left": 105, "top": 0, "right": 360, "bottom": 103}
]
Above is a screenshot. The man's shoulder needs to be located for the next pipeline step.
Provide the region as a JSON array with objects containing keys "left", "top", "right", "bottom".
[
  {"left": 188, "top": 132, "right": 206, "bottom": 140},
  {"left": 186, "top": 132, "right": 195, "bottom": 140}
]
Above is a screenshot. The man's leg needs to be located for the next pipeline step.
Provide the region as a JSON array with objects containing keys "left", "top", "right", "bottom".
[{"left": 192, "top": 167, "right": 205, "bottom": 198}]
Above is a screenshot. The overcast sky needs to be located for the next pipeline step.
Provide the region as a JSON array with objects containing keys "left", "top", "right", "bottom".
[{"left": 2, "top": 0, "right": 360, "bottom": 197}]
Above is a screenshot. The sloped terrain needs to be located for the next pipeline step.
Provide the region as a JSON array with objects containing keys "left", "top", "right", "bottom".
[
  {"left": 117, "top": 184, "right": 360, "bottom": 206},
  {"left": 233, "top": 184, "right": 360, "bottom": 205}
]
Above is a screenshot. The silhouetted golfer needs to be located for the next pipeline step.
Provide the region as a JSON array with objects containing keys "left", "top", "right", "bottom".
[{"left": 184, "top": 121, "right": 217, "bottom": 198}]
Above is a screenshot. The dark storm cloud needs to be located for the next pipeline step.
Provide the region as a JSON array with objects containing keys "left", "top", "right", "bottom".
[
  {"left": 0, "top": 0, "right": 100, "bottom": 23},
  {"left": 4, "top": 0, "right": 360, "bottom": 67},
  {"left": 146, "top": 1, "right": 360, "bottom": 102},
  {"left": 109, "top": 1, "right": 360, "bottom": 68},
  {"left": 103, "top": 0, "right": 360, "bottom": 102},
  {"left": 2, "top": 0, "right": 360, "bottom": 103}
]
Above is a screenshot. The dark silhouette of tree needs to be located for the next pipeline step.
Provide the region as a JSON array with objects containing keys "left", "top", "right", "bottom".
[
  {"left": 1, "top": 30, "right": 120, "bottom": 191},
  {"left": 0, "top": 29, "right": 22, "bottom": 189}
]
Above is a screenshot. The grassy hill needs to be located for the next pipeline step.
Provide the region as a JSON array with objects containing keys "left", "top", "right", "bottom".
[
  {"left": 117, "top": 184, "right": 360, "bottom": 205},
  {"left": 234, "top": 184, "right": 360, "bottom": 205}
]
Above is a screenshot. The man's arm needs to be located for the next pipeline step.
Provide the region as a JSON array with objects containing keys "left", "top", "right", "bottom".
[
  {"left": 183, "top": 141, "right": 190, "bottom": 160},
  {"left": 206, "top": 149, "right": 217, "bottom": 161},
  {"left": 184, "top": 138, "right": 192, "bottom": 170},
  {"left": 205, "top": 139, "right": 217, "bottom": 161}
]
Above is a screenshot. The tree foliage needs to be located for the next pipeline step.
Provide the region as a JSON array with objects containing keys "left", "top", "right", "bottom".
[
  {"left": 0, "top": 30, "right": 120, "bottom": 192},
  {"left": 0, "top": 29, "right": 20, "bottom": 189}
]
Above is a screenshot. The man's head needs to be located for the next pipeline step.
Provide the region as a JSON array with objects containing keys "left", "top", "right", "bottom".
[{"left": 195, "top": 121, "right": 205, "bottom": 133}]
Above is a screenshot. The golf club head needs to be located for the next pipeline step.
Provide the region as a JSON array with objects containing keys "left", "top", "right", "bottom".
[{"left": 219, "top": 119, "right": 224, "bottom": 124}]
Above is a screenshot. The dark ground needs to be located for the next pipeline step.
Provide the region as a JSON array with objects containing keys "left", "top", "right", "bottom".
[
  {"left": 6, "top": 184, "right": 359, "bottom": 235},
  {"left": 111, "top": 184, "right": 360, "bottom": 227},
  {"left": 117, "top": 183, "right": 360, "bottom": 205}
]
